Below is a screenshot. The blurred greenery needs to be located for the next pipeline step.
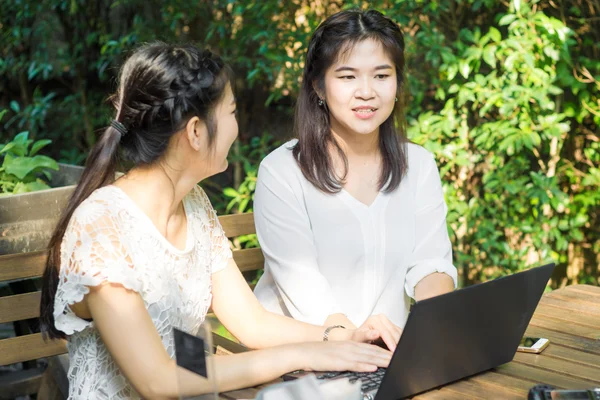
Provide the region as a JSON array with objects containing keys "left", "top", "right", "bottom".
[{"left": 1, "top": 0, "right": 598, "bottom": 288}]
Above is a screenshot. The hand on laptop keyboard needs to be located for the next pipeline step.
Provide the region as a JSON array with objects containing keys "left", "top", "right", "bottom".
[
  {"left": 357, "top": 314, "right": 403, "bottom": 351},
  {"left": 298, "top": 341, "right": 392, "bottom": 373}
]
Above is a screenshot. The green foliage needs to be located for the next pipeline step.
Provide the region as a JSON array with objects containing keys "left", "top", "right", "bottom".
[
  {"left": 5, "top": 90, "right": 56, "bottom": 140},
  {"left": 0, "top": 132, "right": 59, "bottom": 195},
  {"left": 218, "top": 134, "right": 281, "bottom": 250},
  {"left": 223, "top": 134, "right": 280, "bottom": 213},
  {"left": 1, "top": 0, "right": 598, "bottom": 286},
  {"left": 394, "top": 0, "right": 599, "bottom": 285}
]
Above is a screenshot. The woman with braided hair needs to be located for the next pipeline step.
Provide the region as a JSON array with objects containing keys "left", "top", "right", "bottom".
[{"left": 39, "top": 43, "right": 391, "bottom": 399}]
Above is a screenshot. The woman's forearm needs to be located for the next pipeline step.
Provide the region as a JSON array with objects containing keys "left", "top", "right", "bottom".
[
  {"left": 414, "top": 272, "right": 454, "bottom": 302},
  {"left": 157, "top": 347, "right": 300, "bottom": 398},
  {"left": 240, "top": 308, "right": 352, "bottom": 349},
  {"left": 212, "top": 263, "right": 352, "bottom": 349},
  {"left": 167, "top": 341, "right": 392, "bottom": 398},
  {"left": 325, "top": 313, "right": 357, "bottom": 329}
]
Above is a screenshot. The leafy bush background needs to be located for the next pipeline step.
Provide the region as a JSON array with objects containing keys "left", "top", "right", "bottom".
[{"left": 1, "top": 0, "right": 598, "bottom": 288}]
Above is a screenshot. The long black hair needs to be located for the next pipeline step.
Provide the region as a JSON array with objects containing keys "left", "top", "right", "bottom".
[
  {"left": 40, "top": 42, "right": 233, "bottom": 340},
  {"left": 293, "top": 9, "right": 408, "bottom": 193}
]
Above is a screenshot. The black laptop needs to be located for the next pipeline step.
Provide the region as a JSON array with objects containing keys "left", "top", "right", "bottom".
[{"left": 289, "top": 263, "right": 555, "bottom": 400}]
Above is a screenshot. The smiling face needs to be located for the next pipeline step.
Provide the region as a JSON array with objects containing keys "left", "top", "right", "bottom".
[
  {"left": 179, "top": 82, "right": 239, "bottom": 180},
  {"left": 321, "top": 39, "right": 398, "bottom": 139},
  {"left": 209, "top": 83, "right": 238, "bottom": 173}
]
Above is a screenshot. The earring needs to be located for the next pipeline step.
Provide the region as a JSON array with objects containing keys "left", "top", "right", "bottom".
[
  {"left": 318, "top": 98, "right": 324, "bottom": 106},
  {"left": 395, "top": 97, "right": 398, "bottom": 102}
]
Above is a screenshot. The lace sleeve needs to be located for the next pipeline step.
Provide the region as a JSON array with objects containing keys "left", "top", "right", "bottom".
[
  {"left": 54, "top": 200, "right": 140, "bottom": 335},
  {"left": 193, "top": 186, "right": 232, "bottom": 274}
]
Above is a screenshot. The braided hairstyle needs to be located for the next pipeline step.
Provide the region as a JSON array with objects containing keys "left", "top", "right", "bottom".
[{"left": 40, "top": 42, "right": 233, "bottom": 340}]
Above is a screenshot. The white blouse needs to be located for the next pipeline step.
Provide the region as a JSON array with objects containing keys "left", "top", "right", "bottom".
[
  {"left": 253, "top": 140, "right": 457, "bottom": 327},
  {"left": 53, "top": 185, "right": 231, "bottom": 399}
]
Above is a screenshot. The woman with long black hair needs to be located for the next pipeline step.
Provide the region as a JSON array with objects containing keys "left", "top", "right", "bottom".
[
  {"left": 254, "top": 9, "right": 458, "bottom": 344},
  {"left": 39, "top": 42, "right": 391, "bottom": 399}
]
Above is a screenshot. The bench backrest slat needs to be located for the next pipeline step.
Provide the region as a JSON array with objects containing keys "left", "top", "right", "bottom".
[
  {"left": 219, "top": 213, "right": 257, "bottom": 238},
  {"left": 233, "top": 248, "right": 264, "bottom": 272},
  {"left": 0, "top": 251, "right": 47, "bottom": 282},
  {"left": 0, "top": 292, "right": 41, "bottom": 324},
  {"left": 0, "top": 334, "right": 67, "bottom": 366}
]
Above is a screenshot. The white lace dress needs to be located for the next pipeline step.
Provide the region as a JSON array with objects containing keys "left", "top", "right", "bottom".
[{"left": 53, "top": 185, "right": 232, "bottom": 399}]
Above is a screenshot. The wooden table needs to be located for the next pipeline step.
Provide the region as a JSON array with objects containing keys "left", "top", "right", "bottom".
[{"left": 220, "top": 284, "right": 600, "bottom": 400}]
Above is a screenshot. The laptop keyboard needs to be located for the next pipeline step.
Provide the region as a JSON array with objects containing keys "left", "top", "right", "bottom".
[{"left": 316, "top": 367, "right": 386, "bottom": 393}]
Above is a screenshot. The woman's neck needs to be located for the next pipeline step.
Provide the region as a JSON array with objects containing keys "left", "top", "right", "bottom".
[
  {"left": 115, "top": 163, "right": 196, "bottom": 218},
  {"left": 330, "top": 126, "right": 380, "bottom": 159}
]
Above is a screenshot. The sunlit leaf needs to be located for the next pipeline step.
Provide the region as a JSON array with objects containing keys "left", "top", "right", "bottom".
[{"left": 30, "top": 139, "right": 52, "bottom": 156}]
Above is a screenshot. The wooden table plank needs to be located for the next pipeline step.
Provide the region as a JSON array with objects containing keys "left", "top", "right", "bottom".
[
  {"left": 534, "top": 304, "right": 600, "bottom": 330},
  {"left": 564, "top": 285, "right": 600, "bottom": 296},
  {"left": 529, "top": 314, "right": 600, "bottom": 340},
  {"left": 467, "top": 370, "right": 533, "bottom": 396},
  {"left": 538, "top": 343, "right": 600, "bottom": 370},
  {"left": 539, "top": 295, "right": 600, "bottom": 317},
  {"left": 512, "top": 352, "right": 600, "bottom": 384},
  {"left": 547, "top": 289, "right": 600, "bottom": 308},
  {"left": 413, "top": 389, "right": 472, "bottom": 400},
  {"left": 495, "top": 361, "right": 597, "bottom": 389},
  {"left": 440, "top": 378, "right": 523, "bottom": 400}
]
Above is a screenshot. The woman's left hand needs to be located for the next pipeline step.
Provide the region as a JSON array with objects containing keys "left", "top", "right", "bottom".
[{"left": 328, "top": 314, "right": 403, "bottom": 351}]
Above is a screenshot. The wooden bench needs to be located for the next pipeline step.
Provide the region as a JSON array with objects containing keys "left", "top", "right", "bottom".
[{"left": 0, "top": 212, "right": 262, "bottom": 398}]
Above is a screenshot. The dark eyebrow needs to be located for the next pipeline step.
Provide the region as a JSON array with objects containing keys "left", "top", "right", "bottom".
[
  {"left": 334, "top": 65, "right": 393, "bottom": 72},
  {"left": 334, "top": 66, "right": 357, "bottom": 72}
]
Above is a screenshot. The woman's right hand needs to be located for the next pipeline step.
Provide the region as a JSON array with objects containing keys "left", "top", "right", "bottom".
[{"left": 297, "top": 341, "right": 392, "bottom": 372}]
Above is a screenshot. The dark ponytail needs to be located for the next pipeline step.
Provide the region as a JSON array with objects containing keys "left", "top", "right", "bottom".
[
  {"left": 40, "top": 127, "right": 120, "bottom": 339},
  {"left": 40, "top": 42, "right": 233, "bottom": 339}
]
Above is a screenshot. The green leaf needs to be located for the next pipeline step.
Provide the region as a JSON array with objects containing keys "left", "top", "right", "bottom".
[
  {"left": 9, "top": 101, "right": 20, "bottom": 113},
  {"left": 499, "top": 14, "right": 516, "bottom": 26},
  {"left": 223, "top": 187, "right": 239, "bottom": 198},
  {"left": 11, "top": 182, "right": 29, "bottom": 194},
  {"left": 0, "top": 143, "right": 16, "bottom": 155},
  {"left": 247, "top": 69, "right": 260, "bottom": 82},
  {"left": 30, "top": 139, "right": 52, "bottom": 156},
  {"left": 483, "top": 45, "right": 497, "bottom": 68},
  {"left": 13, "top": 131, "right": 29, "bottom": 144},
  {"left": 488, "top": 27, "right": 501, "bottom": 43},
  {"left": 0, "top": 141, "right": 27, "bottom": 157},
  {"left": 26, "top": 181, "right": 51, "bottom": 192},
  {"left": 513, "top": 0, "right": 520, "bottom": 13},
  {"left": 447, "top": 65, "right": 458, "bottom": 81},
  {"left": 4, "top": 155, "right": 59, "bottom": 180},
  {"left": 582, "top": 169, "right": 600, "bottom": 186},
  {"left": 505, "top": 53, "right": 517, "bottom": 70},
  {"left": 12, "top": 181, "right": 51, "bottom": 194},
  {"left": 459, "top": 61, "right": 470, "bottom": 79},
  {"left": 571, "top": 229, "right": 584, "bottom": 242},
  {"left": 239, "top": 197, "right": 250, "bottom": 213},
  {"left": 225, "top": 198, "right": 238, "bottom": 213}
]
